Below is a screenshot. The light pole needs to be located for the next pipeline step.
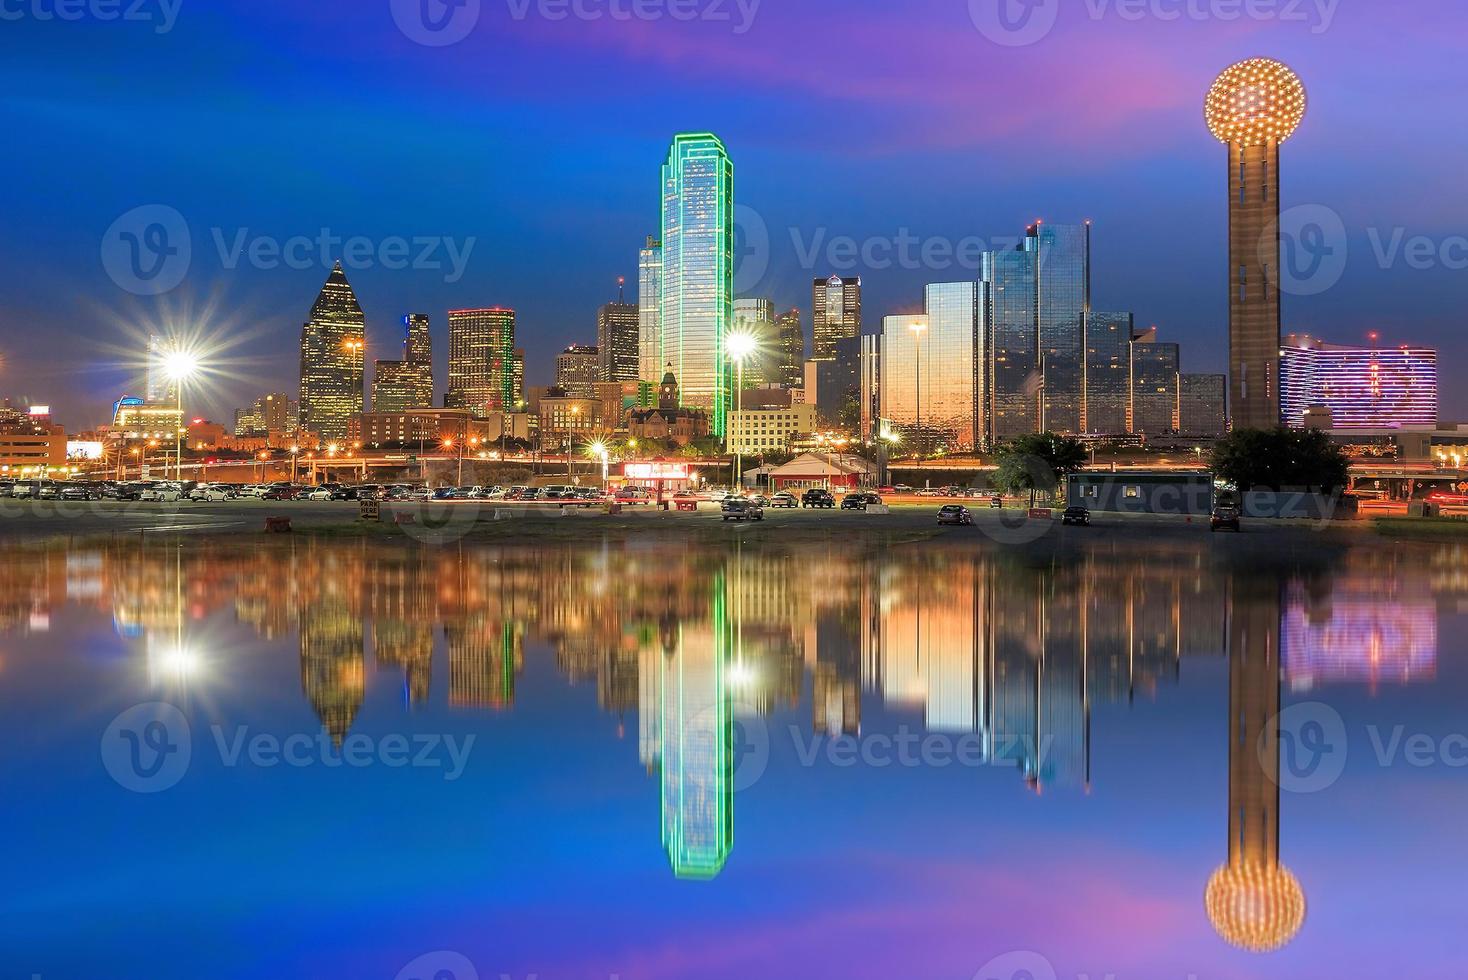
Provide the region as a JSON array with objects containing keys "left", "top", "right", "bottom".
[
  {"left": 909, "top": 320, "right": 927, "bottom": 461},
  {"left": 726, "top": 331, "right": 756, "bottom": 493},
  {"left": 289, "top": 445, "right": 300, "bottom": 483},
  {"left": 162, "top": 349, "right": 199, "bottom": 483},
  {"left": 589, "top": 440, "right": 609, "bottom": 493}
]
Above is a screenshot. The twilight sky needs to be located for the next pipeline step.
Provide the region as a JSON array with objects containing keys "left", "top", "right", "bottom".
[{"left": 2, "top": 0, "right": 1466, "bottom": 428}]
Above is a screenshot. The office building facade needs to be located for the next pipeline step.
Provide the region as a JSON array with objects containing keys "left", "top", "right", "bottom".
[
  {"left": 556, "top": 345, "right": 601, "bottom": 398},
  {"left": 298, "top": 261, "right": 366, "bottom": 441},
  {"left": 1130, "top": 333, "right": 1180, "bottom": 436},
  {"left": 1085, "top": 311, "right": 1133, "bottom": 435},
  {"left": 638, "top": 237, "right": 663, "bottom": 384},
  {"left": 660, "top": 133, "right": 735, "bottom": 435},
  {"left": 446, "top": 308, "right": 516, "bottom": 416},
  {"left": 598, "top": 297, "right": 640, "bottom": 383},
  {"left": 1279, "top": 336, "right": 1438, "bottom": 430},
  {"left": 1180, "top": 373, "right": 1228, "bottom": 438},
  {"left": 371, "top": 313, "right": 434, "bottom": 413},
  {"left": 774, "top": 308, "right": 805, "bottom": 389},
  {"left": 812, "top": 275, "right": 861, "bottom": 361}
]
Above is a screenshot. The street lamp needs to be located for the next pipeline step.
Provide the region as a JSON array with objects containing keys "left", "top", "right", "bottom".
[
  {"left": 162, "top": 348, "right": 199, "bottom": 482},
  {"left": 567, "top": 405, "right": 581, "bottom": 481},
  {"left": 726, "top": 330, "right": 757, "bottom": 493},
  {"left": 589, "top": 440, "right": 609, "bottom": 492},
  {"left": 908, "top": 320, "right": 927, "bottom": 460}
]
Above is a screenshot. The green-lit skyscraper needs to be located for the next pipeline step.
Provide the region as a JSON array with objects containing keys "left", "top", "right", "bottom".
[{"left": 660, "top": 133, "right": 734, "bottom": 435}]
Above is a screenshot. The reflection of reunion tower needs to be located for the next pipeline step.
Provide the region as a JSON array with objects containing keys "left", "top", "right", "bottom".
[
  {"left": 1206, "top": 58, "right": 1307, "bottom": 429},
  {"left": 1207, "top": 573, "right": 1306, "bottom": 952}
]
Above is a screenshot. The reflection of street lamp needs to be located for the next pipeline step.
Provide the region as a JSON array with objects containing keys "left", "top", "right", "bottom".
[
  {"left": 909, "top": 320, "right": 927, "bottom": 460},
  {"left": 162, "top": 349, "right": 199, "bottom": 481},
  {"left": 726, "top": 330, "right": 756, "bottom": 492}
]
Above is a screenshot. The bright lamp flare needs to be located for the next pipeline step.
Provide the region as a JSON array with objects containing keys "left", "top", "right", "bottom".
[
  {"left": 1205, "top": 58, "right": 1307, "bottom": 146},
  {"left": 1205, "top": 863, "right": 1306, "bottom": 953},
  {"left": 726, "top": 331, "right": 757, "bottom": 361},
  {"left": 162, "top": 349, "right": 200, "bottom": 381}
]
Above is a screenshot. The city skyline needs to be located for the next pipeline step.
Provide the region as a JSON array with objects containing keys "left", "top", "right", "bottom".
[{"left": 6, "top": 5, "right": 1466, "bottom": 427}]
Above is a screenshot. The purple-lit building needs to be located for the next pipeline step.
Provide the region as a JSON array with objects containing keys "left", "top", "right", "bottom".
[{"left": 1279, "top": 335, "right": 1438, "bottom": 430}]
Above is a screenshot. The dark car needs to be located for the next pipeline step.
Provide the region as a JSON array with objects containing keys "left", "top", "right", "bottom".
[
  {"left": 937, "top": 504, "right": 973, "bottom": 526},
  {"left": 1062, "top": 505, "right": 1091, "bottom": 527},
  {"left": 720, "top": 498, "right": 765, "bottom": 522},
  {"left": 1211, "top": 505, "right": 1242, "bottom": 532},
  {"left": 329, "top": 485, "right": 360, "bottom": 501},
  {"left": 59, "top": 484, "right": 101, "bottom": 501},
  {"left": 801, "top": 488, "right": 836, "bottom": 509},
  {"left": 103, "top": 483, "right": 142, "bottom": 501},
  {"left": 260, "top": 483, "right": 300, "bottom": 500},
  {"left": 841, "top": 492, "right": 881, "bottom": 511}
]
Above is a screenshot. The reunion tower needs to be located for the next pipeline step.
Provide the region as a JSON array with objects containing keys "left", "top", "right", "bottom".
[{"left": 1206, "top": 58, "right": 1308, "bottom": 430}]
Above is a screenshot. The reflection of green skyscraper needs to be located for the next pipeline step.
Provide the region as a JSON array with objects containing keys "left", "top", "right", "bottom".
[{"left": 660, "top": 582, "right": 733, "bottom": 880}]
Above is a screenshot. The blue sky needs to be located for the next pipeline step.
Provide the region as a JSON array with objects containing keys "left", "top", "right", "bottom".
[{"left": 2, "top": 0, "right": 1466, "bottom": 425}]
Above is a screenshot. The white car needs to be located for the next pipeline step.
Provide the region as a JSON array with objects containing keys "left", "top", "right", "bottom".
[
  {"left": 141, "top": 484, "right": 183, "bottom": 502},
  {"left": 306, "top": 487, "right": 334, "bottom": 500},
  {"left": 706, "top": 489, "right": 732, "bottom": 502},
  {"left": 189, "top": 485, "right": 230, "bottom": 502}
]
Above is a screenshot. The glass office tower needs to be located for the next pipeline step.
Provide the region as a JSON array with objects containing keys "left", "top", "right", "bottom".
[
  {"left": 1031, "top": 223, "right": 1090, "bottom": 435},
  {"left": 812, "top": 275, "right": 862, "bottom": 361},
  {"left": 922, "top": 282, "right": 985, "bottom": 451},
  {"left": 638, "top": 237, "right": 662, "bottom": 384},
  {"left": 1130, "top": 337, "right": 1181, "bottom": 436},
  {"left": 660, "top": 133, "right": 735, "bottom": 435},
  {"left": 298, "top": 261, "right": 366, "bottom": 441},
  {"left": 733, "top": 297, "right": 777, "bottom": 388},
  {"left": 1085, "top": 311, "right": 1133, "bottom": 435},
  {"left": 446, "top": 308, "right": 516, "bottom": 415},
  {"left": 984, "top": 248, "right": 1039, "bottom": 441},
  {"left": 879, "top": 314, "right": 929, "bottom": 449}
]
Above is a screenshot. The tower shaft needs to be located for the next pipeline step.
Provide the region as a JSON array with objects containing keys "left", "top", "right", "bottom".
[{"left": 1228, "top": 140, "right": 1282, "bottom": 430}]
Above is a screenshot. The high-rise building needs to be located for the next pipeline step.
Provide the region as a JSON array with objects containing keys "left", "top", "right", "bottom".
[
  {"left": 1180, "top": 373, "right": 1228, "bottom": 438},
  {"left": 660, "top": 132, "right": 735, "bottom": 435},
  {"left": 298, "top": 261, "right": 366, "bottom": 441},
  {"left": 1085, "top": 311, "right": 1134, "bottom": 435},
  {"left": 774, "top": 308, "right": 805, "bottom": 389},
  {"left": 1033, "top": 224, "right": 1090, "bottom": 434},
  {"left": 145, "top": 334, "right": 178, "bottom": 405},
  {"left": 512, "top": 348, "right": 525, "bottom": 407},
  {"left": 371, "top": 313, "right": 434, "bottom": 413},
  {"left": 1129, "top": 330, "right": 1180, "bottom": 436},
  {"left": 733, "top": 298, "right": 777, "bottom": 388},
  {"left": 812, "top": 276, "right": 861, "bottom": 361},
  {"left": 877, "top": 283, "right": 985, "bottom": 452},
  {"left": 859, "top": 334, "right": 881, "bottom": 442},
  {"left": 638, "top": 237, "right": 663, "bottom": 384},
  {"left": 598, "top": 283, "right": 641, "bottom": 383},
  {"left": 234, "top": 392, "right": 299, "bottom": 437},
  {"left": 1279, "top": 335, "right": 1438, "bottom": 430},
  {"left": 556, "top": 345, "right": 601, "bottom": 398},
  {"left": 446, "top": 308, "right": 515, "bottom": 416},
  {"left": 984, "top": 247, "right": 1040, "bottom": 442},
  {"left": 1206, "top": 58, "right": 1308, "bottom": 430}
]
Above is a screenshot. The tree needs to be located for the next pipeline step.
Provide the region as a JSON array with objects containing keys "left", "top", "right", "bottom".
[
  {"left": 1209, "top": 428, "right": 1348, "bottom": 494},
  {"left": 993, "top": 432, "right": 1088, "bottom": 507}
]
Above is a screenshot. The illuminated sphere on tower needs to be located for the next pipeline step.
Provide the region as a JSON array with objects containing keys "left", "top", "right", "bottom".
[
  {"left": 1205, "top": 58, "right": 1307, "bottom": 146},
  {"left": 1205, "top": 862, "right": 1307, "bottom": 953}
]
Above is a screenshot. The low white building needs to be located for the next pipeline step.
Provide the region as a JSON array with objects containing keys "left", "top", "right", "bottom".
[{"left": 726, "top": 403, "right": 817, "bottom": 455}]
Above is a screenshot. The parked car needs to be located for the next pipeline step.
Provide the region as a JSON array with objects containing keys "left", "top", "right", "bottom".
[
  {"left": 191, "top": 485, "right": 233, "bottom": 502},
  {"left": 746, "top": 493, "right": 770, "bottom": 507},
  {"left": 140, "top": 483, "right": 183, "bottom": 502},
  {"left": 989, "top": 495, "right": 1004, "bottom": 509},
  {"left": 103, "top": 483, "right": 143, "bottom": 501},
  {"left": 1062, "top": 505, "right": 1092, "bottom": 527},
  {"left": 721, "top": 498, "right": 765, "bottom": 522},
  {"left": 893, "top": 485, "right": 914, "bottom": 494},
  {"left": 59, "top": 483, "right": 101, "bottom": 501},
  {"left": 706, "top": 488, "right": 732, "bottom": 502},
  {"left": 768, "top": 492, "right": 798, "bottom": 508},
  {"left": 841, "top": 492, "right": 881, "bottom": 511},
  {"left": 937, "top": 504, "right": 973, "bottom": 526},
  {"left": 1211, "top": 505, "right": 1242, "bottom": 532},
  {"left": 801, "top": 488, "right": 836, "bottom": 509},
  {"left": 36, "top": 481, "right": 62, "bottom": 500},
  {"left": 260, "top": 483, "right": 300, "bottom": 500}
]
